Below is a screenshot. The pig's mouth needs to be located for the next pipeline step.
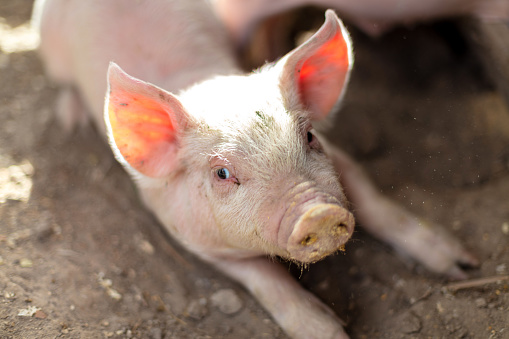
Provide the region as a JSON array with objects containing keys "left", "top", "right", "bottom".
[{"left": 277, "top": 182, "right": 355, "bottom": 263}]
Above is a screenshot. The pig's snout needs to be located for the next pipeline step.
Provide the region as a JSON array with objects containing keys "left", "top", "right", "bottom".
[{"left": 286, "top": 204, "right": 354, "bottom": 263}]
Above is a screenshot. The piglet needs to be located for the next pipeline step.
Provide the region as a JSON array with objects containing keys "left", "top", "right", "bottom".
[
  {"left": 33, "top": 0, "right": 478, "bottom": 338},
  {"left": 212, "top": 0, "right": 509, "bottom": 43}
]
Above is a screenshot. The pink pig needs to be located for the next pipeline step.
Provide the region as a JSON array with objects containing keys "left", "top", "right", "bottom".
[
  {"left": 33, "top": 0, "right": 478, "bottom": 338},
  {"left": 212, "top": 0, "right": 509, "bottom": 43}
]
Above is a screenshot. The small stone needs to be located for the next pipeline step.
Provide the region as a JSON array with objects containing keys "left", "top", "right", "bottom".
[
  {"left": 34, "top": 310, "right": 47, "bottom": 319},
  {"left": 98, "top": 273, "right": 122, "bottom": 300},
  {"left": 475, "top": 298, "right": 487, "bottom": 308},
  {"left": 186, "top": 298, "right": 208, "bottom": 320},
  {"left": 394, "top": 278, "right": 407, "bottom": 289},
  {"left": 17, "top": 306, "right": 39, "bottom": 317},
  {"left": 395, "top": 311, "right": 422, "bottom": 334},
  {"left": 19, "top": 258, "right": 33, "bottom": 268},
  {"left": 138, "top": 239, "right": 155, "bottom": 255},
  {"left": 107, "top": 288, "right": 122, "bottom": 300},
  {"left": 210, "top": 289, "right": 243, "bottom": 315},
  {"left": 496, "top": 264, "right": 507, "bottom": 274},
  {"left": 502, "top": 222, "right": 509, "bottom": 235}
]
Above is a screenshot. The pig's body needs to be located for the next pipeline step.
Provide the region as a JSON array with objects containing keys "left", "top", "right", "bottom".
[
  {"left": 33, "top": 0, "right": 237, "bottom": 133},
  {"left": 34, "top": 0, "right": 478, "bottom": 338},
  {"left": 212, "top": 0, "right": 509, "bottom": 42}
]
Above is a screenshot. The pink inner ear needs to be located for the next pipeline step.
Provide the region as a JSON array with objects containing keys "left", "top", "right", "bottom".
[
  {"left": 108, "top": 85, "right": 179, "bottom": 178},
  {"left": 298, "top": 31, "right": 350, "bottom": 120}
]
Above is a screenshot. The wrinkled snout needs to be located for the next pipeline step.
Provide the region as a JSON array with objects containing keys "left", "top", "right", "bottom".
[{"left": 286, "top": 204, "right": 355, "bottom": 263}]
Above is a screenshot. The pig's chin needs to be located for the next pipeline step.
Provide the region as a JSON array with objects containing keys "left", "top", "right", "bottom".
[{"left": 276, "top": 183, "right": 355, "bottom": 263}]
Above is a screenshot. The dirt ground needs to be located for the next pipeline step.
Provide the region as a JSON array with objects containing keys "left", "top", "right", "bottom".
[{"left": 1, "top": 1, "right": 508, "bottom": 338}]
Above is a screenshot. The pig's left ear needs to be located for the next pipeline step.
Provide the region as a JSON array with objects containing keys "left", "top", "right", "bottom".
[
  {"left": 105, "top": 63, "right": 194, "bottom": 178},
  {"left": 276, "top": 9, "right": 353, "bottom": 121}
]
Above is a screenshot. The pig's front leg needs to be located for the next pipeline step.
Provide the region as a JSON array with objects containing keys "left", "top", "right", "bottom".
[
  {"left": 323, "top": 141, "right": 479, "bottom": 279},
  {"left": 203, "top": 256, "right": 349, "bottom": 339}
]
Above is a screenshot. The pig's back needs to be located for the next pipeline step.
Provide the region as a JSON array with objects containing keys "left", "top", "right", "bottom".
[{"left": 35, "top": 0, "right": 238, "bottom": 129}]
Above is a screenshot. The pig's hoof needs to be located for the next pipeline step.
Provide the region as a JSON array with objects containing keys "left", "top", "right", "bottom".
[{"left": 443, "top": 251, "right": 480, "bottom": 280}]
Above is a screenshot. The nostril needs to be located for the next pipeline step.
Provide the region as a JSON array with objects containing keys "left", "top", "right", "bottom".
[
  {"left": 301, "top": 233, "right": 317, "bottom": 246},
  {"left": 333, "top": 222, "right": 350, "bottom": 236}
]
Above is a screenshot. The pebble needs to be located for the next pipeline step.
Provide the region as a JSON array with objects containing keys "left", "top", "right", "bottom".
[
  {"left": 106, "top": 288, "right": 122, "bottom": 300},
  {"left": 138, "top": 239, "right": 155, "bottom": 255},
  {"left": 19, "top": 258, "right": 33, "bottom": 268},
  {"left": 395, "top": 311, "right": 422, "bottom": 334},
  {"left": 186, "top": 298, "right": 208, "bottom": 320},
  {"left": 475, "top": 298, "right": 487, "bottom": 308},
  {"left": 34, "top": 310, "right": 48, "bottom": 319},
  {"left": 17, "top": 305, "right": 40, "bottom": 317},
  {"left": 210, "top": 289, "right": 243, "bottom": 315},
  {"left": 496, "top": 263, "right": 507, "bottom": 274},
  {"left": 502, "top": 222, "right": 509, "bottom": 235},
  {"left": 98, "top": 272, "right": 122, "bottom": 300}
]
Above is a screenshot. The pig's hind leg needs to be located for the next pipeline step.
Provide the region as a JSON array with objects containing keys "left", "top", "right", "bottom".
[
  {"left": 55, "top": 86, "right": 90, "bottom": 132},
  {"left": 324, "top": 142, "right": 479, "bottom": 279},
  {"left": 207, "top": 256, "right": 349, "bottom": 339},
  {"left": 34, "top": 0, "right": 90, "bottom": 132}
]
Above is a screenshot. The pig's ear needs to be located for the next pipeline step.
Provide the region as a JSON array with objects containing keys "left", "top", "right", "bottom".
[
  {"left": 277, "top": 10, "right": 353, "bottom": 121},
  {"left": 105, "top": 63, "right": 192, "bottom": 178}
]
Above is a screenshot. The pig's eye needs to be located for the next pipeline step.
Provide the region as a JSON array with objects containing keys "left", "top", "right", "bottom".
[
  {"left": 216, "top": 167, "right": 231, "bottom": 180},
  {"left": 211, "top": 160, "right": 239, "bottom": 186},
  {"left": 307, "top": 131, "right": 314, "bottom": 143},
  {"left": 306, "top": 130, "right": 322, "bottom": 151}
]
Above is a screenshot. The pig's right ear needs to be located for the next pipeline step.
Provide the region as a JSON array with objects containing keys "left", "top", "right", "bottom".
[
  {"left": 276, "top": 10, "right": 353, "bottom": 121},
  {"left": 104, "top": 63, "right": 193, "bottom": 178}
]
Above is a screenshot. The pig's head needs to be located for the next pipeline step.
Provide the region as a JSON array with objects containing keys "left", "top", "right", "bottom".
[{"left": 104, "top": 10, "right": 355, "bottom": 263}]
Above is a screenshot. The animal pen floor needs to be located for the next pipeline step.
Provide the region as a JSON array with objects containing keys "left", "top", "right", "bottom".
[{"left": 0, "top": 1, "right": 508, "bottom": 338}]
